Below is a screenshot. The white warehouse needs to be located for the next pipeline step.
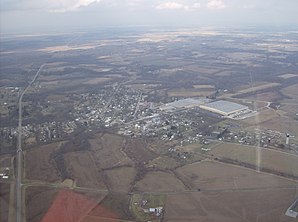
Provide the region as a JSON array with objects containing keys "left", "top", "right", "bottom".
[{"left": 199, "top": 100, "right": 250, "bottom": 117}]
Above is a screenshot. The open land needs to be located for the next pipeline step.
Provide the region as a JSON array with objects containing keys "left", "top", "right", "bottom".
[{"left": 1, "top": 28, "right": 298, "bottom": 221}]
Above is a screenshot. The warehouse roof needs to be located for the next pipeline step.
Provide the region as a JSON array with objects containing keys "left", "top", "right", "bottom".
[
  {"left": 160, "top": 98, "right": 210, "bottom": 110},
  {"left": 200, "top": 100, "right": 248, "bottom": 115}
]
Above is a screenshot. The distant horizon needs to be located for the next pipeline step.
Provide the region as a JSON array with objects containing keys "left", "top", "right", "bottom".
[
  {"left": 2, "top": 24, "right": 298, "bottom": 36},
  {"left": 1, "top": 0, "right": 298, "bottom": 34}
]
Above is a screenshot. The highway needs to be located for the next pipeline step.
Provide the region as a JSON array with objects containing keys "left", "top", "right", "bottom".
[{"left": 16, "top": 64, "right": 45, "bottom": 222}]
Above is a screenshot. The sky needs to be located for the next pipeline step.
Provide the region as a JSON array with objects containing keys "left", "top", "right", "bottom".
[{"left": 1, "top": 0, "right": 298, "bottom": 34}]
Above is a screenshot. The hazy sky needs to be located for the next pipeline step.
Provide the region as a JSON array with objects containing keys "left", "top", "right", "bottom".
[{"left": 1, "top": 0, "right": 298, "bottom": 33}]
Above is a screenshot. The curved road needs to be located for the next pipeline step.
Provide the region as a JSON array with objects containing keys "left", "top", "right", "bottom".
[{"left": 16, "top": 64, "right": 46, "bottom": 222}]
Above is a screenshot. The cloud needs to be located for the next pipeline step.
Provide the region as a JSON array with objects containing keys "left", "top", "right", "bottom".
[
  {"left": 206, "top": 0, "right": 226, "bottom": 10},
  {"left": 192, "top": 2, "right": 201, "bottom": 9},
  {"left": 48, "top": 0, "right": 101, "bottom": 13},
  {"left": 156, "top": 2, "right": 188, "bottom": 10},
  {"left": 156, "top": 1, "right": 201, "bottom": 11}
]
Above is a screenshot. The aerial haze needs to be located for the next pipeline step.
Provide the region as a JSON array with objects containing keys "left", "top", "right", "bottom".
[{"left": 1, "top": 0, "right": 298, "bottom": 34}]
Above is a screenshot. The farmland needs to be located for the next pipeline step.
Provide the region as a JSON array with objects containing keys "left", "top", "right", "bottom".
[
  {"left": 164, "top": 189, "right": 298, "bottom": 222},
  {"left": 1, "top": 28, "right": 298, "bottom": 222},
  {"left": 208, "top": 143, "right": 298, "bottom": 178}
]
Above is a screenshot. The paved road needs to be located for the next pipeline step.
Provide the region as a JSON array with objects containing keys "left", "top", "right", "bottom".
[{"left": 16, "top": 64, "right": 45, "bottom": 222}]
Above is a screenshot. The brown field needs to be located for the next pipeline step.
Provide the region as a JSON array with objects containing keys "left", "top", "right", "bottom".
[
  {"left": 84, "top": 77, "right": 112, "bottom": 85},
  {"left": 208, "top": 142, "right": 298, "bottom": 178},
  {"left": 45, "top": 94, "right": 69, "bottom": 102},
  {"left": 25, "top": 186, "right": 58, "bottom": 222},
  {"left": 40, "top": 80, "right": 59, "bottom": 86},
  {"left": 0, "top": 183, "right": 10, "bottom": 222},
  {"left": 280, "top": 103, "right": 298, "bottom": 115},
  {"left": 104, "top": 167, "right": 136, "bottom": 192},
  {"left": 0, "top": 154, "right": 11, "bottom": 167},
  {"left": 167, "top": 88, "right": 215, "bottom": 97},
  {"left": 184, "top": 65, "right": 220, "bottom": 75},
  {"left": 88, "top": 193, "right": 131, "bottom": 220},
  {"left": 164, "top": 189, "right": 298, "bottom": 222},
  {"left": 133, "top": 171, "right": 187, "bottom": 192},
  {"left": 255, "top": 116, "right": 298, "bottom": 137},
  {"left": 64, "top": 151, "right": 107, "bottom": 189},
  {"left": 243, "top": 91, "right": 282, "bottom": 102},
  {"left": 232, "top": 82, "right": 281, "bottom": 97},
  {"left": 25, "top": 142, "right": 63, "bottom": 183},
  {"left": 42, "top": 189, "right": 105, "bottom": 222},
  {"left": 26, "top": 186, "right": 106, "bottom": 222},
  {"left": 176, "top": 161, "right": 297, "bottom": 190},
  {"left": 282, "top": 84, "right": 298, "bottom": 98},
  {"left": 242, "top": 109, "right": 279, "bottom": 125},
  {"left": 192, "top": 84, "right": 215, "bottom": 89},
  {"left": 281, "top": 84, "right": 298, "bottom": 106},
  {"left": 89, "top": 133, "right": 133, "bottom": 170},
  {"left": 215, "top": 70, "right": 236, "bottom": 77},
  {"left": 124, "top": 139, "right": 157, "bottom": 164},
  {"left": 147, "top": 156, "right": 181, "bottom": 170}
]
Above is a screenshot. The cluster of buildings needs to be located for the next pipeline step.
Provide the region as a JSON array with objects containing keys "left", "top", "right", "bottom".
[
  {"left": 0, "top": 120, "right": 78, "bottom": 148},
  {"left": 159, "top": 98, "right": 255, "bottom": 120},
  {"left": 0, "top": 167, "right": 10, "bottom": 179}
]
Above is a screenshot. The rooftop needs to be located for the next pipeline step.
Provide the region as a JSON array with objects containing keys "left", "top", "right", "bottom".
[
  {"left": 200, "top": 100, "right": 248, "bottom": 115},
  {"left": 160, "top": 98, "right": 210, "bottom": 110}
]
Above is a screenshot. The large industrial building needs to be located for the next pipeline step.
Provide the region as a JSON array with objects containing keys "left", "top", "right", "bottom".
[
  {"left": 199, "top": 100, "right": 250, "bottom": 117},
  {"left": 159, "top": 98, "right": 210, "bottom": 111}
]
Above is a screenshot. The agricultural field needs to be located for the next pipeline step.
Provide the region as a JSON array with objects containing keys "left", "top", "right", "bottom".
[
  {"left": 0, "top": 183, "right": 10, "bottom": 222},
  {"left": 104, "top": 166, "right": 136, "bottom": 192},
  {"left": 25, "top": 186, "right": 58, "bottom": 222},
  {"left": 167, "top": 88, "right": 215, "bottom": 97},
  {"left": 176, "top": 160, "right": 298, "bottom": 190},
  {"left": 164, "top": 189, "right": 298, "bottom": 222},
  {"left": 146, "top": 156, "right": 181, "bottom": 170},
  {"left": 242, "top": 109, "right": 280, "bottom": 125},
  {"left": 232, "top": 82, "right": 281, "bottom": 97},
  {"left": 208, "top": 143, "right": 298, "bottom": 178},
  {"left": 24, "top": 142, "right": 63, "bottom": 183},
  {"left": 0, "top": 154, "right": 11, "bottom": 167},
  {"left": 89, "top": 133, "right": 133, "bottom": 169},
  {"left": 26, "top": 186, "right": 107, "bottom": 222},
  {"left": 64, "top": 151, "right": 107, "bottom": 189},
  {"left": 133, "top": 171, "right": 187, "bottom": 192},
  {"left": 88, "top": 193, "right": 132, "bottom": 221}
]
